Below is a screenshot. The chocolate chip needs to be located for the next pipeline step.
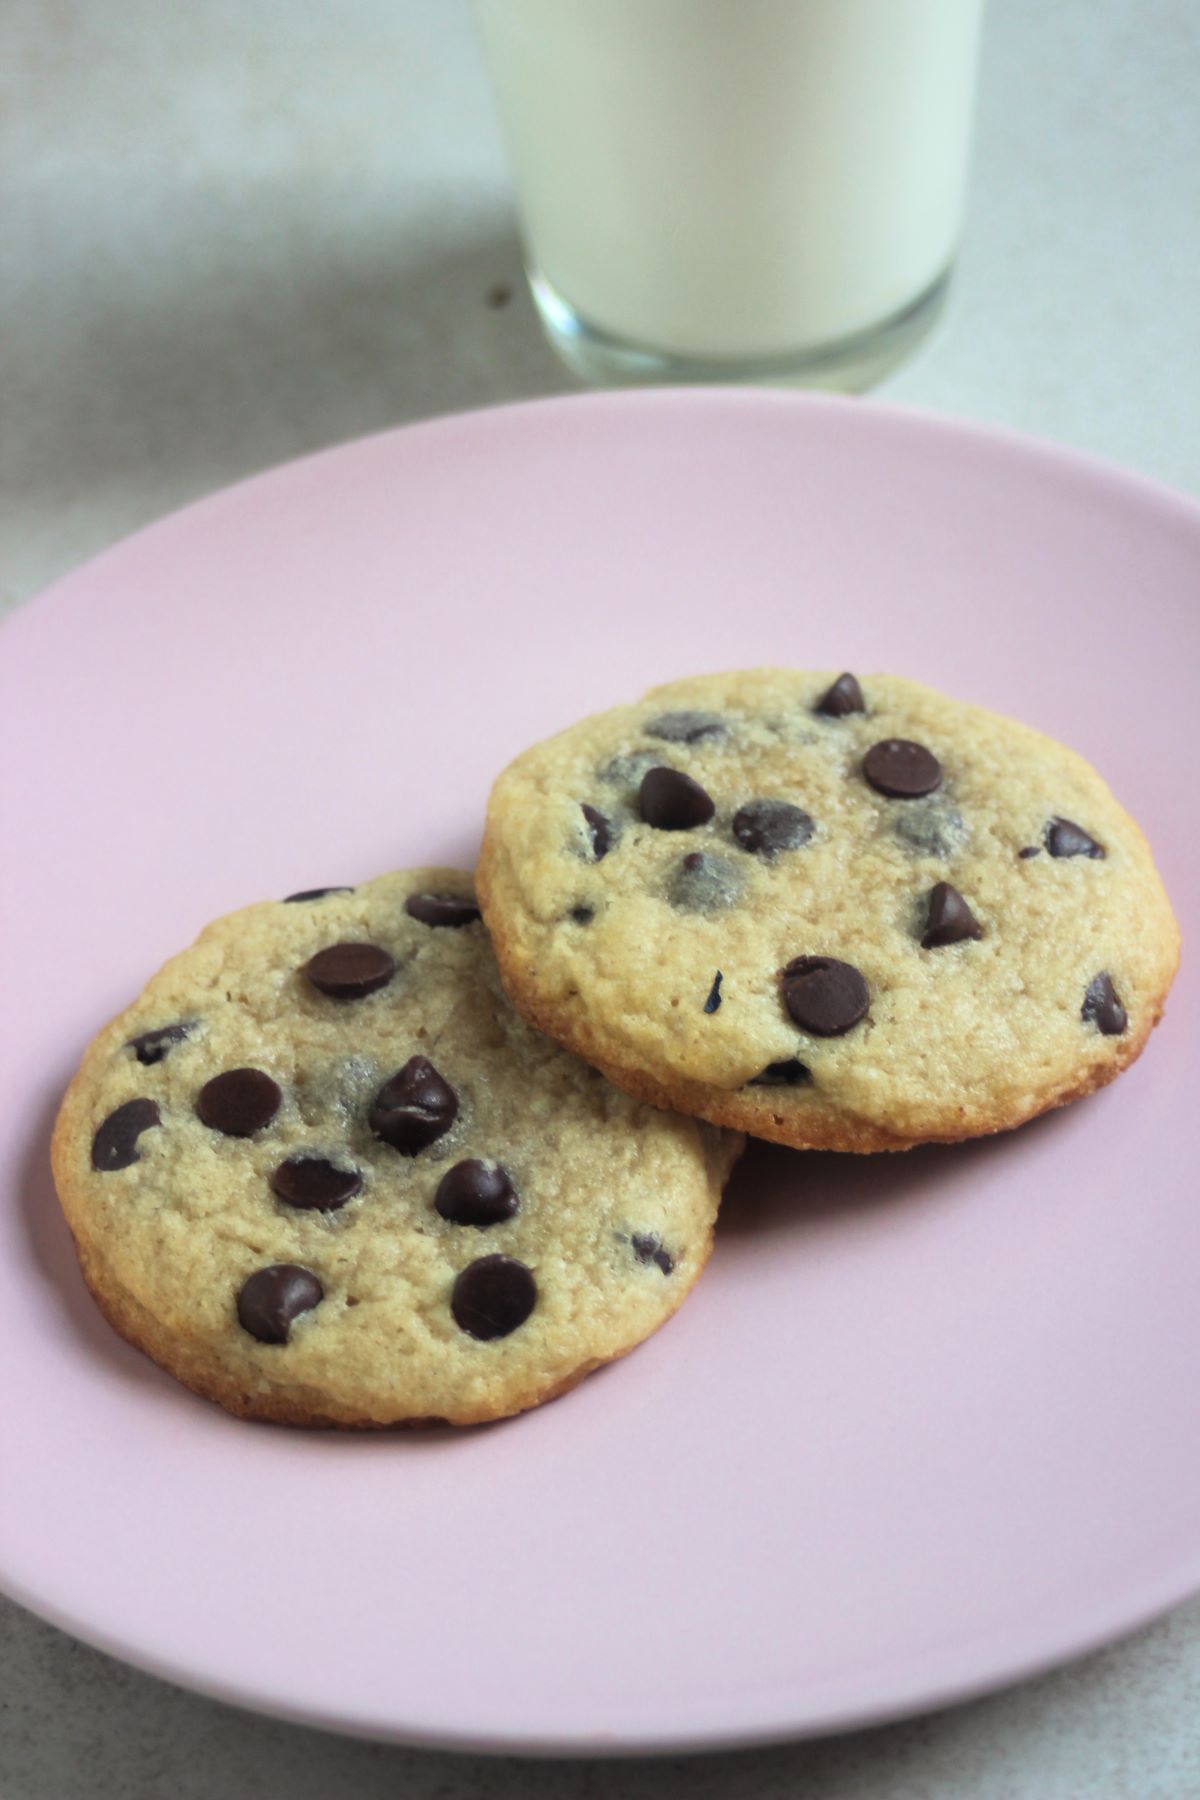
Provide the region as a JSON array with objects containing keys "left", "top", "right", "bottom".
[
  {"left": 196, "top": 1068, "right": 282, "bottom": 1137},
  {"left": 91, "top": 1098, "right": 161, "bottom": 1171},
  {"left": 1082, "top": 972, "right": 1127, "bottom": 1036},
  {"left": 1018, "top": 846, "right": 1042, "bottom": 860},
  {"left": 704, "top": 972, "right": 723, "bottom": 1013},
  {"left": 1046, "top": 817, "right": 1106, "bottom": 859},
  {"left": 451, "top": 1255, "right": 537, "bottom": 1339},
  {"left": 370, "top": 1056, "right": 458, "bottom": 1154},
  {"left": 921, "top": 881, "right": 983, "bottom": 949},
  {"left": 668, "top": 851, "right": 742, "bottom": 912},
  {"left": 631, "top": 1233, "right": 674, "bottom": 1275},
  {"left": 732, "top": 799, "right": 815, "bottom": 856},
  {"left": 748, "top": 1059, "right": 811, "bottom": 1087},
  {"left": 270, "top": 1157, "right": 363, "bottom": 1212},
  {"left": 302, "top": 942, "right": 396, "bottom": 1000},
  {"left": 863, "top": 739, "right": 942, "bottom": 799},
  {"left": 639, "top": 767, "right": 716, "bottom": 830},
  {"left": 405, "top": 892, "right": 482, "bottom": 928},
  {"left": 283, "top": 887, "right": 353, "bottom": 903},
  {"left": 570, "top": 905, "right": 595, "bottom": 925},
  {"left": 435, "top": 1159, "right": 519, "bottom": 1227},
  {"left": 237, "top": 1265, "right": 323, "bottom": 1345},
  {"left": 127, "top": 1021, "right": 191, "bottom": 1065},
  {"left": 781, "top": 956, "right": 869, "bottom": 1036},
  {"left": 892, "top": 803, "right": 968, "bottom": 859},
  {"left": 815, "top": 672, "right": 865, "bottom": 717},
  {"left": 581, "top": 803, "right": 612, "bottom": 859},
  {"left": 644, "top": 710, "right": 726, "bottom": 744}
]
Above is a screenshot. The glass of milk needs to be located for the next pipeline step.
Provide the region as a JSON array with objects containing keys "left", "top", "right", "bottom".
[{"left": 475, "top": 0, "right": 986, "bottom": 389}]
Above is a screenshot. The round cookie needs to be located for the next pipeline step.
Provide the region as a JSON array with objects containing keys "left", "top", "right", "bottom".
[
  {"left": 478, "top": 671, "right": 1180, "bottom": 1152},
  {"left": 52, "top": 870, "right": 741, "bottom": 1427}
]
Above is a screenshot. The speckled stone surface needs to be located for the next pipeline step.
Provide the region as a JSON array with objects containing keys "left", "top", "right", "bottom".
[{"left": 3, "top": 0, "right": 1199, "bottom": 1792}]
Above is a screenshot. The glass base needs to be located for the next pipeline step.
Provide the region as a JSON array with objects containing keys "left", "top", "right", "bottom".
[{"left": 530, "top": 266, "right": 951, "bottom": 393}]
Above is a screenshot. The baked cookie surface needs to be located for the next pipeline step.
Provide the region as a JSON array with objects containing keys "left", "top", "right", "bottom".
[
  {"left": 479, "top": 671, "right": 1180, "bottom": 1151},
  {"left": 52, "top": 870, "right": 739, "bottom": 1426}
]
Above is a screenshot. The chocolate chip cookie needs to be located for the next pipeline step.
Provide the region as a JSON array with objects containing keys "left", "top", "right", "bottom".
[
  {"left": 52, "top": 870, "right": 741, "bottom": 1426},
  {"left": 478, "top": 671, "right": 1180, "bottom": 1152}
]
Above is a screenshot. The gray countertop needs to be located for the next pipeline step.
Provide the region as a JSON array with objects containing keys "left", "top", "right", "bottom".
[{"left": 3, "top": 1, "right": 1198, "bottom": 1793}]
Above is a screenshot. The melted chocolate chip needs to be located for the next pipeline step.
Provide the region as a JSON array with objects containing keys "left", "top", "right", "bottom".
[
  {"left": 732, "top": 799, "right": 815, "bottom": 856},
  {"left": 815, "top": 672, "right": 865, "bottom": 717},
  {"left": 1046, "top": 817, "right": 1106, "bottom": 859},
  {"left": 370, "top": 1056, "right": 458, "bottom": 1154},
  {"left": 600, "top": 749, "right": 660, "bottom": 790},
  {"left": 309, "top": 1054, "right": 380, "bottom": 1123},
  {"left": 892, "top": 803, "right": 968, "bottom": 859},
  {"left": 91, "top": 1098, "right": 161, "bottom": 1171},
  {"left": 451, "top": 1255, "right": 537, "bottom": 1339},
  {"left": 581, "top": 803, "right": 612, "bottom": 860},
  {"left": 921, "top": 881, "right": 983, "bottom": 949},
  {"left": 405, "top": 892, "right": 482, "bottom": 928},
  {"left": 668, "top": 851, "right": 742, "bottom": 912},
  {"left": 704, "top": 972, "right": 723, "bottom": 1013},
  {"left": 639, "top": 767, "right": 716, "bottom": 830},
  {"left": 748, "top": 1059, "right": 811, "bottom": 1087},
  {"left": 781, "top": 956, "right": 870, "bottom": 1036},
  {"left": 1082, "top": 972, "right": 1127, "bottom": 1036},
  {"left": 283, "top": 887, "right": 353, "bottom": 903},
  {"left": 237, "top": 1265, "right": 323, "bottom": 1344},
  {"left": 127, "top": 1021, "right": 191, "bottom": 1066},
  {"left": 270, "top": 1157, "right": 363, "bottom": 1212},
  {"left": 303, "top": 942, "right": 396, "bottom": 1000},
  {"left": 196, "top": 1068, "right": 282, "bottom": 1137},
  {"left": 863, "top": 739, "right": 942, "bottom": 799},
  {"left": 631, "top": 1233, "right": 674, "bottom": 1275},
  {"left": 1018, "top": 846, "right": 1042, "bottom": 860},
  {"left": 435, "top": 1160, "right": 519, "bottom": 1227},
  {"left": 644, "top": 710, "right": 726, "bottom": 744}
]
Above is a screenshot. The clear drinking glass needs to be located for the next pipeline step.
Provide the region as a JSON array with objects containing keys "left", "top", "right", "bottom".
[{"left": 476, "top": 0, "right": 986, "bottom": 390}]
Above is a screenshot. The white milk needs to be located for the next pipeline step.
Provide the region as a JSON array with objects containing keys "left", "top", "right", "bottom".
[{"left": 476, "top": 0, "right": 985, "bottom": 369}]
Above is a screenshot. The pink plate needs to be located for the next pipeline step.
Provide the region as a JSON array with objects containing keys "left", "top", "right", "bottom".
[{"left": 1, "top": 391, "right": 1197, "bottom": 1754}]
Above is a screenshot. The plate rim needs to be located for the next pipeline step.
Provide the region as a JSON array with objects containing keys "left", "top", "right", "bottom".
[
  {"left": 4, "top": 388, "right": 1199, "bottom": 636},
  {"left": 4, "top": 1551, "right": 1198, "bottom": 1757}
]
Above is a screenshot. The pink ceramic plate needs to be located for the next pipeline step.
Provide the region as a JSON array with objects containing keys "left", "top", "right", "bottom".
[{"left": 2, "top": 392, "right": 1197, "bottom": 1754}]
